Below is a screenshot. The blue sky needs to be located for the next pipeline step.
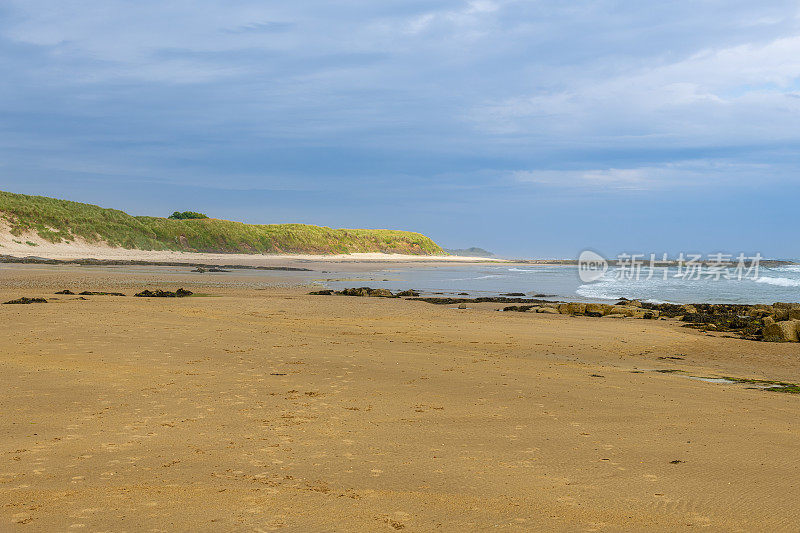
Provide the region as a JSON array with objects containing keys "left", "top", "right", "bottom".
[{"left": 1, "top": 1, "right": 799, "bottom": 258}]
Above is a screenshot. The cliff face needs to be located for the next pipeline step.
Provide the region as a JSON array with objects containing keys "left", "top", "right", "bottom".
[{"left": 0, "top": 190, "right": 444, "bottom": 255}]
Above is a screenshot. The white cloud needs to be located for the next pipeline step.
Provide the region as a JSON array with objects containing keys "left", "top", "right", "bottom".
[{"left": 510, "top": 160, "right": 777, "bottom": 190}]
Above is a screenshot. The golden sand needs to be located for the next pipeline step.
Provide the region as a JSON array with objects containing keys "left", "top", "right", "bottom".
[{"left": 1, "top": 265, "right": 799, "bottom": 531}]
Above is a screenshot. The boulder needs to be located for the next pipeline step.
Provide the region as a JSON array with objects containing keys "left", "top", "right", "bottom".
[
  {"left": 788, "top": 309, "right": 800, "bottom": 320},
  {"left": 610, "top": 305, "right": 636, "bottom": 317},
  {"left": 558, "top": 303, "right": 586, "bottom": 315},
  {"left": 748, "top": 306, "right": 774, "bottom": 318},
  {"left": 396, "top": 290, "right": 420, "bottom": 297},
  {"left": 774, "top": 309, "right": 791, "bottom": 321},
  {"left": 609, "top": 305, "right": 659, "bottom": 319},
  {"left": 680, "top": 305, "right": 698, "bottom": 314},
  {"left": 585, "top": 303, "right": 613, "bottom": 317},
  {"left": 762, "top": 320, "right": 800, "bottom": 342},
  {"left": 368, "top": 288, "right": 394, "bottom": 298}
]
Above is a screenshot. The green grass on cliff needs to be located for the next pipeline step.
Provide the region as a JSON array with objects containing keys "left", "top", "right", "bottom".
[{"left": 0, "top": 190, "right": 445, "bottom": 255}]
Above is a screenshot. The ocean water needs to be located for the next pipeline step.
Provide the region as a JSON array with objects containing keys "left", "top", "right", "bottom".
[
  {"left": 4, "top": 261, "right": 796, "bottom": 305},
  {"left": 320, "top": 263, "right": 800, "bottom": 304}
]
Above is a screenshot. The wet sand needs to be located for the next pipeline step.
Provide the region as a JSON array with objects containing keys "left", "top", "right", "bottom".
[{"left": 1, "top": 266, "right": 799, "bottom": 531}]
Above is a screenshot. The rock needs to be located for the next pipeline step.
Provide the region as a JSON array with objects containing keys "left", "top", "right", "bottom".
[
  {"left": 680, "top": 305, "right": 698, "bottom": 314},
  {"left": 134, "top": 288, "right": 193, "bottom": 298},
  {"left": 774, "top": 309, "right": 791, "bottom": 321},
  {"left": 762, "top": 320, "right": 800, "bottom": 342},
  {"left": 748, "top": 306, "right": 774, "bottom": 318},
  {"left": 337, "top": 287, "right": 395, "bottom": 297},
  {"left": 3, "top": 297, "right": 47, "bottom": 304},
  {"left": 503, "top": 305, "right": 534, "bottom": 312},
  {"left": 339, "top": 288, "right": 368, "bottom": 296},
  {"left": 558, "top": 303, "right": 587, "bottom": 315},
  {"left": 628, "top": 300, "right": 643, "bottom": 308},
  {"left": 368, "top": 288, "right": 394, "bottom": 298},
  {"left": 457, "top": 303, "right": 467, "bottom": 309},
  {"left": 763, "top": 316, "right": 775, "bottom": 326},
  {"left": 309, "top": 290, "right": 334, "bottom": 295},
  {"left": 788, "top": 309, "right": 800, "bottom": 320},
  {"left": 79, "top": 291, "right": 126, "bottom": 296},
  {"left": 396, "top": 290, "right": 420, "bottom": 297},
  {"left": 55, "top": 290, "right": 75, "bottom": 295},
  {"left": 503, "top": 292, "right": 526, "bottom": 297},
  {"left": 607, "top": 305, "right": 658, "bottom": 319},
  {"left": 610, "top": 305, "right": 636, "bottom": 317},
  {"left": 585, "top": 303, "right": 612, "bottom": 317}
]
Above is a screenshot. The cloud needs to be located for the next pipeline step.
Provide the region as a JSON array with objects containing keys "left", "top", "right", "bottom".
[
  {"left": 0, "top": 1, "right": 799, "bottom": 256},
  {"left": 470, "top": 30, "right": 800, "bottom": 148},
  {"left": 223, "top": 21, "right": 294, "bottom": 34},
  {"left": 510, "top": 160, "right": 779, "bottom": 190}
]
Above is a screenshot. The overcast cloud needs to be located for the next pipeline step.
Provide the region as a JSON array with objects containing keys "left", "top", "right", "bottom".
[{"left": 1, "top": 1, "right": 798, "bottom": 257}]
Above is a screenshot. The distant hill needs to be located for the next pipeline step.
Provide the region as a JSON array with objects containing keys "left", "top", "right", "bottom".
[
  {"left": 0, "top": 190, "right": 444, "bottom": 255},
  {"left": 444, "top": 247, "right": 495, "bottom": 257}
]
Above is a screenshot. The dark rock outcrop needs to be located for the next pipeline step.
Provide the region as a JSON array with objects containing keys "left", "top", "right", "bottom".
[
  {"left": 396, "top": 290, "right": 420, "bottom": 297},
  {"left": 56, "top": 290, "right": 125, "bottom": 296},
  {"left": 79, "top": 291, "right": 126, "bottom": 296},
  {"left": 4, "top": 297, "right": 47, "bottom": 304},
  {"left": 134, "top": 288, "right": 193, "bottom": 298}
]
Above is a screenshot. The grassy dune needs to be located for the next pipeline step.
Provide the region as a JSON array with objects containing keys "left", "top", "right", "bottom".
[{"left": 0, "top": 190, "right": 444, "bottom": 255}]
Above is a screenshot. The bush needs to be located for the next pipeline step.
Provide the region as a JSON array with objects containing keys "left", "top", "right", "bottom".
[{"left": 168, "top": 211, "right": 209, "bottom": 220}]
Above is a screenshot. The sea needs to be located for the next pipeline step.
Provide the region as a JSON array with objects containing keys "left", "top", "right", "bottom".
[
  {"left": 318, "top": 262, "right": 800, "bottom": 305},
  {"left": 3, "top": 261, "right": 798, "bottom": 305}
]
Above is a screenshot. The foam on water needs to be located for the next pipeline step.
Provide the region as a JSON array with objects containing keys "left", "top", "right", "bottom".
[{"left": 754, "top": 276, "right": 800, "bottom": 287}]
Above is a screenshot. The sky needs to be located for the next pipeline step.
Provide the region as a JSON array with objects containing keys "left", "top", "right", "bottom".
[{"left": 1, "top": 1, "right": 799, "bottom": 259}]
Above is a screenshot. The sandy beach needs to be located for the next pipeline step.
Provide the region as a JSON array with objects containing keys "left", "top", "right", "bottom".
[{"left": 1, "top": 265, "right": 799, "bottom": 531}]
